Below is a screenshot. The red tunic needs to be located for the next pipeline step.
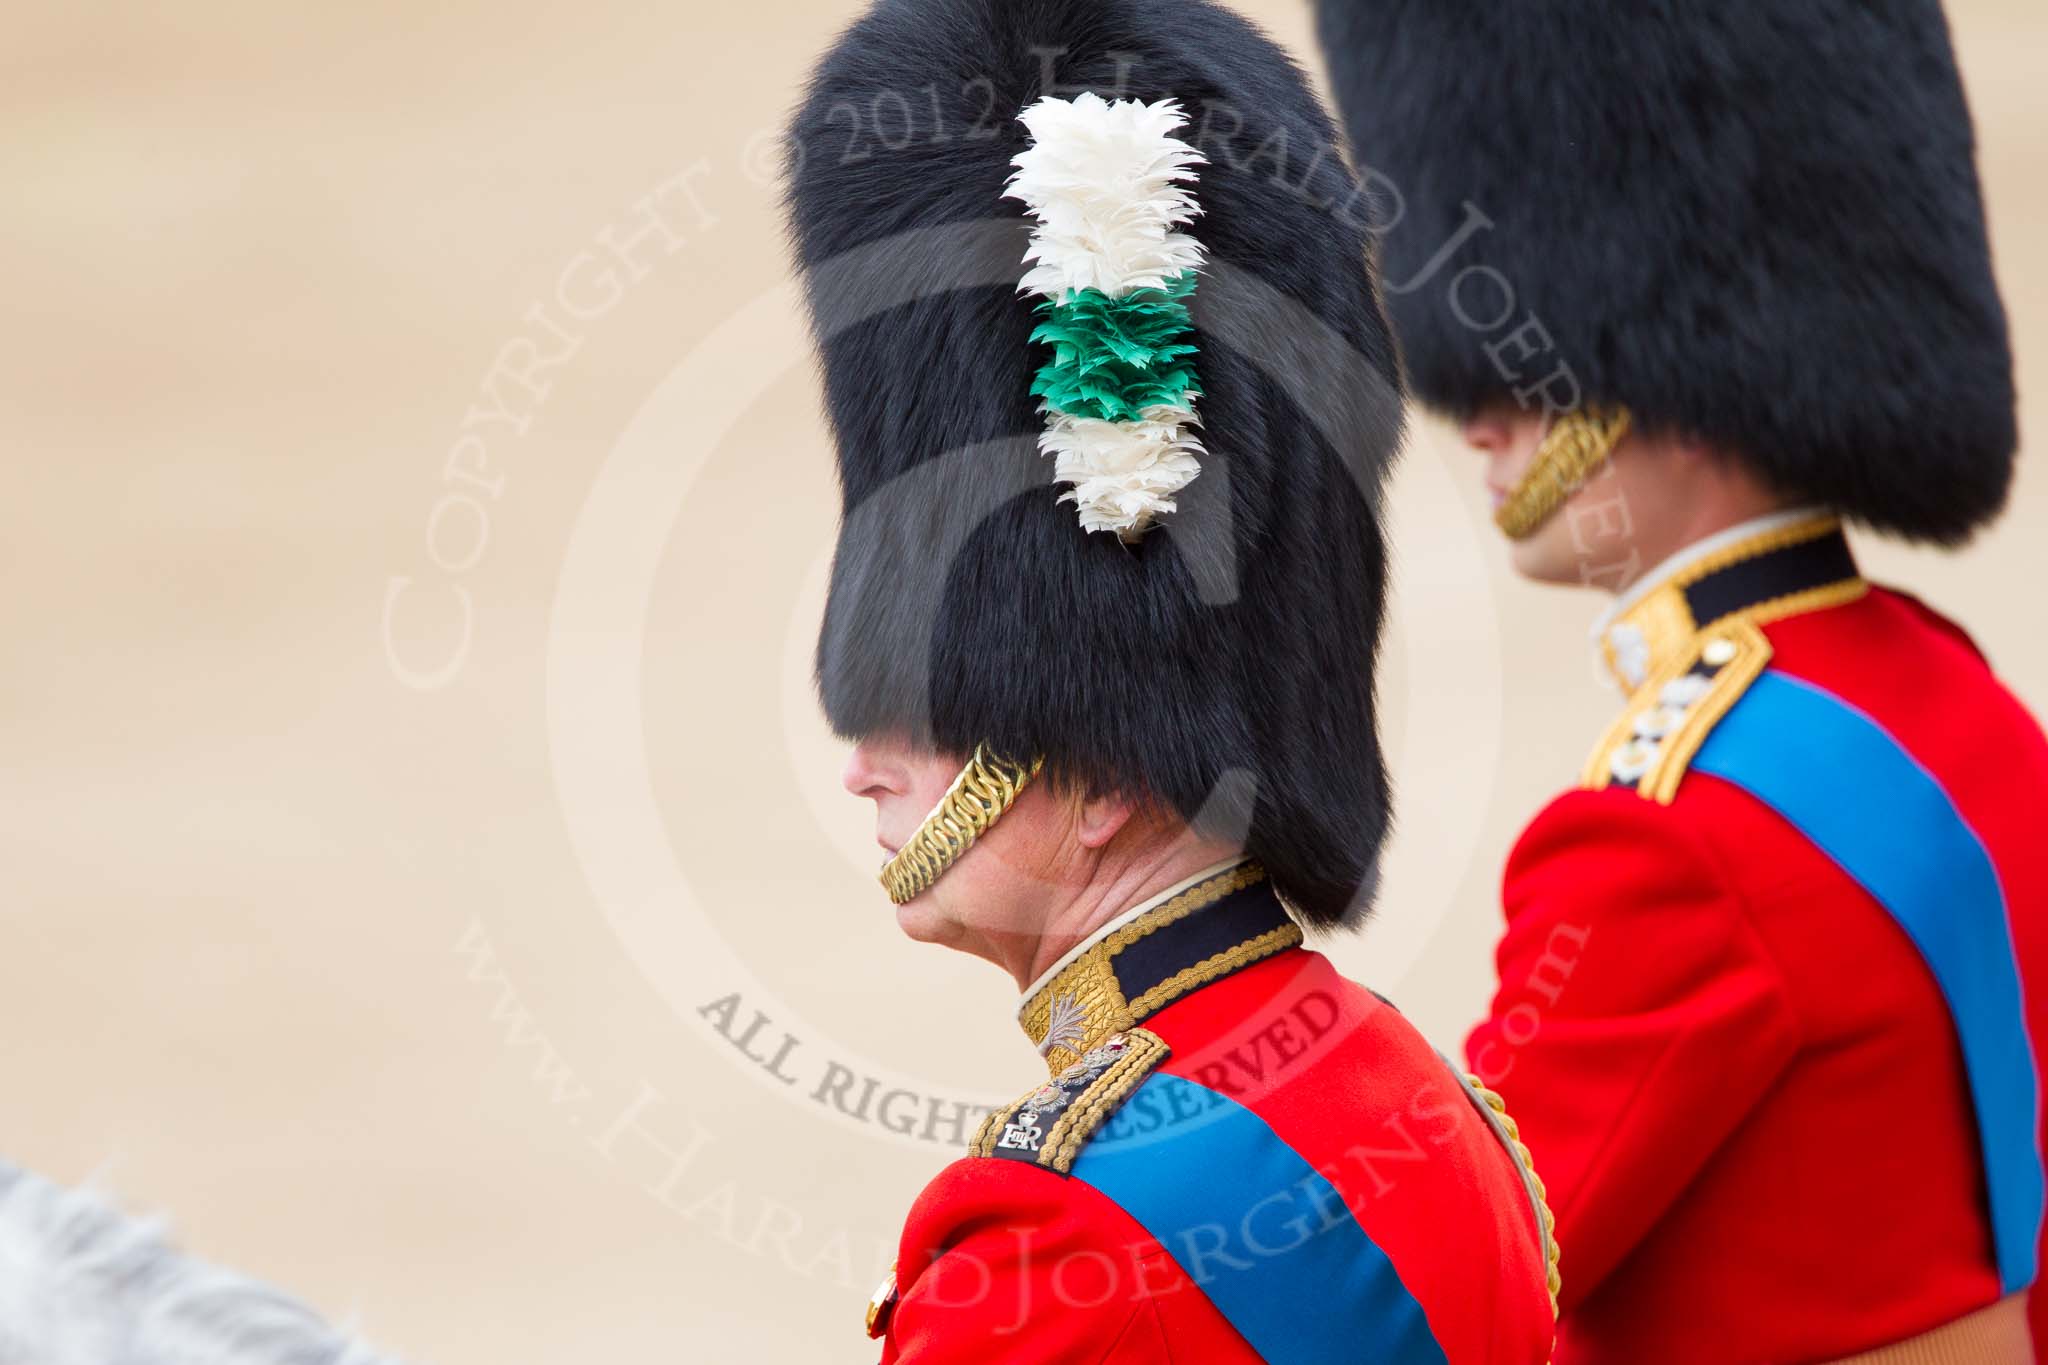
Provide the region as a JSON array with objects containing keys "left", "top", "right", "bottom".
[
  {"left": 874, "top": 864, "right": 1557, "bottom": 1363},
  {"left": 1468, "top": 517, "right": 2048, "bottom": 1362}
]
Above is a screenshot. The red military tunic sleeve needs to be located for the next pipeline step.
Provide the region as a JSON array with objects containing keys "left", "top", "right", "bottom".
[
  {"left": 1465, "top": 787, "right": 1802, "bottom": 1302},
  {"left": 879, "top": 1156, "right": 1252, "bottom": 1365}
]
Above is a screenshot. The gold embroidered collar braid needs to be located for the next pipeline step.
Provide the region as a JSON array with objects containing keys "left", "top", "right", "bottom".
[
  {"left": 1595, "top": 513, "right": 1866, "bottom": 698},
  {"left": 1495, "top": 404, "right": 1633, "bottom": 540},
  {"left": 878, "top": 744, "right": 1042, "bottom": 905},
  {"left": 1585, "top": 513, "right": 1867, "bottom": 805},
  {"left": 1017, "top": 860, "right": 1300, "bottom": 1077}
]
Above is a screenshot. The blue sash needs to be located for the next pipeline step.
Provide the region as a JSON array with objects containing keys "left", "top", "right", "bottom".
[
  {"left": 1070, "top": 1071, "right": 1448, "bottom": 1364},
  {"left": 1694, "top": 670, "right": 2044, "bottom": 1291}
]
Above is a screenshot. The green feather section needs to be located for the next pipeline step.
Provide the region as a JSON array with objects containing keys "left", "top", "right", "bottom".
[{"left": 1029, "top": 273, "right": 1200, "bottom": 424}]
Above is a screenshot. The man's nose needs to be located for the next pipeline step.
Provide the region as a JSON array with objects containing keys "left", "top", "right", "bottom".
[
  {"left": 842, "top": 742, "right": 907, "bottom": 800},
  {"left": 1460, "top": 412, "right": 1512, "bottom": 455}
]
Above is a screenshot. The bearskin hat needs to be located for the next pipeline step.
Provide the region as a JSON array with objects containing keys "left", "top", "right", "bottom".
[
  {"left": 1316, "top": 0, "right": 2016, "bottom": 544},
  {"left": 786, "top": 0, "right": 1405, "bottom": 925}
]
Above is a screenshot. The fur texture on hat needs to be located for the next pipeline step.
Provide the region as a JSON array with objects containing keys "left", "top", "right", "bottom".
[
  {"left": 1317, "top": 0, "right": 2016, "bottom": 544},
  {"left": 787, "top": 0, "right": 1405, "bottom": 924}
]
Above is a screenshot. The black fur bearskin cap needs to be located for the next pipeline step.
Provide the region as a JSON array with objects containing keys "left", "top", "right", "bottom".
[
  {"left": 1316, "top": 0, "right": 2016, "bottom": 544},
  {"left": 785, "top": 0, "right": 1405, "bottom": 926}
]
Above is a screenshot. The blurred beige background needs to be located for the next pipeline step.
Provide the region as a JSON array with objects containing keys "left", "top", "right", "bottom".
[{"left": 4, "top": 1, "right": 2043, "bottom": 1359}]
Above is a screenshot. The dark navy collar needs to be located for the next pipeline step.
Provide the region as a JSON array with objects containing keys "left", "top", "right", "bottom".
[
  {"left": 1017, "top": 861, "right": 1299, "bottom": 1076},
  {"left": 1597, "top": 512, "right": 1865, "bottom": 694}
]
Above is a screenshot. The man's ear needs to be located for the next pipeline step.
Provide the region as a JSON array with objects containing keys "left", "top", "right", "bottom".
[{"left": 1074, "top": 790, "right": 1137, "bottom": 850}]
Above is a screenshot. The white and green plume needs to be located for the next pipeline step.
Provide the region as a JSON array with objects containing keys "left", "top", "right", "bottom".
[{"left": 1005, "top": 93, "right": 1207, "bottom": 539}]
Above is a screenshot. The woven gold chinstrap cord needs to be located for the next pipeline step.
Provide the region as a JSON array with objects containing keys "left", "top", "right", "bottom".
[
  {"left": 1495, "top": 404, "right": 1633, "bottom": 540},
  {"left": 878, "top": 744, "right": 1044, "bottom": 905}
]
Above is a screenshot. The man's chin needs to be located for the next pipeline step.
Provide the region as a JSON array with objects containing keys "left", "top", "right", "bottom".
[
  {"left": 893, "top": 897, "right": 953, "bottom": 946},
  {"left": 1507, "top": 528, "right": 1589, "bottom": 587}
]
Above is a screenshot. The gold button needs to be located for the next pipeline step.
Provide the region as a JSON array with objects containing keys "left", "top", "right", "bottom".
[
  {"left": 1701, "top": 637, "right": 1738, "bottom": 667},
  {"left": 866, "top": 1265, "right": 898, "bottom": 1339}
]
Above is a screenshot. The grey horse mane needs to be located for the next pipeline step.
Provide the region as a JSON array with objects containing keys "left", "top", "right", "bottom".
[{"left": 0, "top": 1162, "right": 407, "bottom": 1365}]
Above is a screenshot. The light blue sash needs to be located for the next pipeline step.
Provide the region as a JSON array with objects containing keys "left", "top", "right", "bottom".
[
  {"left": 1695, "top": 670, "right": 2043, "bottom": 1291},
  {"left": 1071, "top": 1071, "right": 1448, "bottom": 1363}
]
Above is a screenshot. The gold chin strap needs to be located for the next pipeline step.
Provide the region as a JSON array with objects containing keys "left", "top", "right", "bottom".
[
  {"left": 1494, "top": 404, "right": 1633, "bottom": 540},
  {"left": 878, "top": 743, "right": 1044, "bottom": 905}
]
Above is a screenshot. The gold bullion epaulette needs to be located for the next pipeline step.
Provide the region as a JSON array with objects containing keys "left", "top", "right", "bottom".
[
  {"left": 968, "top": 1028, "right": 1170, "bottom": 1175},
  {"left": 1582, "top": 619, "right": 1772, "bottom": 805}
]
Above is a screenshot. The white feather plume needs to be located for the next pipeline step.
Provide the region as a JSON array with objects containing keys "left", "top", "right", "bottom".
[
  {"left": 1006, "top": 93, "right": 1207, "bottom": 299},
  {"left": 1039, "top": 406, "right": 1205, "bottom": 537}
]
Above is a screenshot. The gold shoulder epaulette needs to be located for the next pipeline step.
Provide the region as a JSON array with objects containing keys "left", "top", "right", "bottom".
[
  {"left": 969, "top": 1028, "right": 1169, "bottom": 1175},
  {"left": 1581, "top": 619, "right": 1773, "bottom": 805}
]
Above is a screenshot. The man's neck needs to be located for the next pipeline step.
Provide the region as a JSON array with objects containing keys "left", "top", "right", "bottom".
[{"left": 1008, "top": 839, "right": 1244, "bottom": 992}]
